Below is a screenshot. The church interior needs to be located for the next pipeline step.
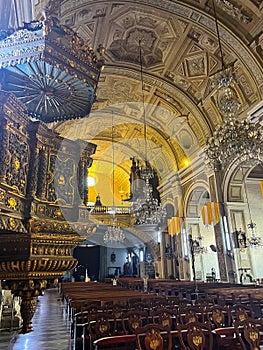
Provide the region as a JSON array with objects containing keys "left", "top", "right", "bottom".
[{"left": 0, "top": 0, "right": 262, "bottom": 349}]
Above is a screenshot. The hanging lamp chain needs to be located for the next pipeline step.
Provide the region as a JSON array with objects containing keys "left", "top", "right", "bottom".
[
  {"left": 241, "top": 167, "right": 256, "bottom": 233},
  {"left": 212, "top": 0, "right": 225, "bottom": 73},
  {"left": 138, "top": 40, "right": 148, "bottom": 166},
  {"left": 111, "top": 112, "right": 115, "bottom": 212},
  {"left": 103, "top": 112, "right": 125, "bottom": 244}
]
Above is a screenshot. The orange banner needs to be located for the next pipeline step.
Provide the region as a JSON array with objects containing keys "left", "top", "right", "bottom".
[
  {"left": 260, "top": 180, "right": 263, "bottom": 198},
  {"left": 167, "top": 218, "right": 172, "bottom": 235},
  {"left": 213, "top": 202, "right": 220, "bottom": 224},
  {"left": 174, "top": 217, "right": 181, "bottom": 235},
  {"left": 201, "top": 205, "right": 210, "bottom": 227},
  {"left": 167, "top": 217, "right": 181, "bottom": 235},
  {"left": 207, "top": 202, "right": 213, "bottom": 225},
  {"left": 201, "top": 202, "right": 220, "bottom": 226}
]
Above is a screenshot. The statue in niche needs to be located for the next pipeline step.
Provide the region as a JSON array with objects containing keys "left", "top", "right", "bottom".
[
  {"left": 237, "top": 229, "right": 247, "bottom": 248},
  {"left": 132, "top": 255, "right": 138, "bottom": 276},
  {"left": 123, "top": 257, "right": 132, "bottom": 276}
]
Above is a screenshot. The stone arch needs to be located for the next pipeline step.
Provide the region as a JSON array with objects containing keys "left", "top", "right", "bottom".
[
  {"left": 224, "top": 163, "right": 263, "bottom": 232},
  {"left": 223, "top": 163, "right": 263, "bottom": 281},
  {"left": 223, "top": 163, "right": 263, "bottom": 203},
  {"left": 164, "top": 202, "right": 176, "bottom": 219},
  {"left": 184, "top": 181, "right": 210, "bottom": 219},
  {"left": 183, "top": 181, "right": 220, "bottom": 282}
]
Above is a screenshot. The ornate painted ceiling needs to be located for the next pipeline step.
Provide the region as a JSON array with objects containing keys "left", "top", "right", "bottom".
[{"left": 1, "top": 0, "right": 263, "bottom": 205}]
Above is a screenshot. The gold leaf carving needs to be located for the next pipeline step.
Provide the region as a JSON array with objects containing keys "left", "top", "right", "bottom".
[
  {"left": 7, "top": 197, "right": 17, "bottom": 210},
  {"left": 13, "top": 157, "right": 20, "bottom": 170},
  {"left": 193, "top": 335, "right": 202, "bottom": 346}
]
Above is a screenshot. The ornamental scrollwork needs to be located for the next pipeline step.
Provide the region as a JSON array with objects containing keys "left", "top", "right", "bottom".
[
  {"left": 0, "top": 214, "right": 27, "bottom": 233},
  {"left": 5, "top": 131, "right": 29, "bottom": 195}
]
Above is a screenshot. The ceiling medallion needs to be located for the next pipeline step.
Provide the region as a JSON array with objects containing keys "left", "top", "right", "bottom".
[{"left": 0, "top": 13, "right": 104, "bottom": 123}]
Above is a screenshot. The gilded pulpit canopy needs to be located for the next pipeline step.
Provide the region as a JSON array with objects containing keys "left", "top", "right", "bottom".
[{"left": 0, "top": 13, "right": 104, "bottom": 123}]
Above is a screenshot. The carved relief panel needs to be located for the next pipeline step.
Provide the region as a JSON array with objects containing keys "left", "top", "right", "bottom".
[
  {"left": 5, "top": 131, "right": 29, "bottom": 195},
  {"left": 0, "top": 91, "right": 96, "bottom": 221},
  {"left": 47, "top": 153, "right": 75, "bottom": 205}
]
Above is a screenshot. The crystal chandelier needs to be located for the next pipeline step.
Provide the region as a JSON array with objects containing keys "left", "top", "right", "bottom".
[
  {"left": 205, "top": 118, "right": 262, "bottom": 168},
  {"left": 104, "top": 217, "right": 125, "bottom": 244},
  {"left": 212, "top": 70, "right": 241, "bottom": 120},
  {"left": 243, "top": 168, "right": 262, "bottom": 248},
  {"left": 130, "top": 40, "right": 166, "bottom": 225},
  {"left": 205, "top": 1, "right": 263, "bottom": 169},
  {"left": 190, "top": 236, "right": 207, "bottom": 255},
  {"left": 132, "top": 163, "right": 166, "bottom": 225},
  {"left": 236, "top": 227, "right": 262, "bottom": 248},
  {"left": 103, "top": 114, "right": 125, "bottom": 244},
  {"left": 247, "top": 234, "right": 262, "bottom": 248},
  {"left": 193, "top": 242, "right": 207, "bottom": 255},
  {"left": 247, "top": 225, "right": 262, "bottom": 248}
]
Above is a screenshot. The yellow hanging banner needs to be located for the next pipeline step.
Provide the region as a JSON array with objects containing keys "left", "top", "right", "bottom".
[
  {"left": 167, "top": 218, "right": 172, "bottom": 235},
  {"left": 201, "top": 205, "right": 208, "bottom": 227},
  {"left": 260, "top": 180, "right": 263, "bottom": 198},
  {"left": 168, "top": 217, "right": 181, "bottom": 235},
  {"left": 207, "top": 202, "right": 213, "bottom": 225},
  {"left": 201, "top": 202, "right": 220, "bottom": 226},
  {"left": 173, "top": 217, "right": 181, "bottom": 235},
  {"left": 213, "top": 202, "right": 220, "bottom": 224}
]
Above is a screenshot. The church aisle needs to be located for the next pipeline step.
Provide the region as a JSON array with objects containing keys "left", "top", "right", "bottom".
[{"left": 8, "top": 289, "right": 72, "bottom": 350}]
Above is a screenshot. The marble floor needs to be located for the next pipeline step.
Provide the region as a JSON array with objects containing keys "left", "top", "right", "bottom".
[{"left": 0, "top": 289, "right": 73, "bottom": 350}]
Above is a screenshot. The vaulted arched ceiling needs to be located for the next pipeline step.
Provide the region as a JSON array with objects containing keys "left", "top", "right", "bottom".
[
  {"left": 3, "top": 0, "right": 263, "bottom": 204},
  {"left": 48, "top": 0, "right": 262, "bottom": 203}
]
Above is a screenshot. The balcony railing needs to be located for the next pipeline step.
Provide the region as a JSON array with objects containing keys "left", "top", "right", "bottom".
[{"left": 87, "top": 205, "right": 131, "bottom": 215}]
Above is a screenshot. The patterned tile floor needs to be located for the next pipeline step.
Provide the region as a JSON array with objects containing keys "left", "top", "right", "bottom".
[{"left": 0, "top": 289, "right": 73, "bottom": 350}]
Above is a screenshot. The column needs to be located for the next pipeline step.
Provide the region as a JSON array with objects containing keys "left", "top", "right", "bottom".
[{"left": 209, "top": 166, "right": 235, "bottom": 282}]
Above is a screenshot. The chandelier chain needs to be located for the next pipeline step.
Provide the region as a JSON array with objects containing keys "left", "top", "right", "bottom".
[
  {"left": 139, "top": 39, "right": 148, "bottom": 165},
  {"left": 103, "top": 112, "right": 125, "bottom": 244},
  {"left": 130, "top": 41, "right": 166, "bottom": 226},
  {"left": 212, "top": 0, "right": 225, "bottom": 72},
  {"left": 111, "top": 112, "right": 115, "bottom": 210}
]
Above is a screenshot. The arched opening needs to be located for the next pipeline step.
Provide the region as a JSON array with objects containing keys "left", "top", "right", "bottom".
[{"left": 226, "top": 164, "right": 263, "bottom": 283}]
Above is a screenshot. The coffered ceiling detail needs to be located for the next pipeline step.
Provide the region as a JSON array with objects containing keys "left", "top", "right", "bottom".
[{"left": 1, "top": 0, "right": 262, "bottom": 203}]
